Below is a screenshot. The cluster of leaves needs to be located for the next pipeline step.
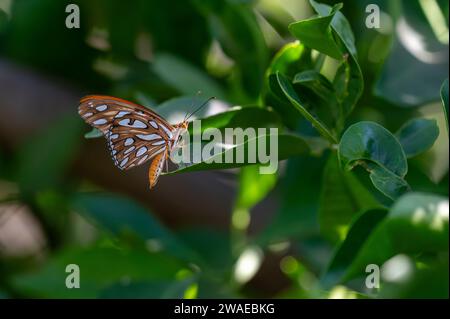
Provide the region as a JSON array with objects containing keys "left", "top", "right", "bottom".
[{"left": 0, "top": 0, "right": 448, "bottom": 298}]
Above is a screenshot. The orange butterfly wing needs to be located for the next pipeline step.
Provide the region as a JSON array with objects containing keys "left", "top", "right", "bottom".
[{"left": 78, "top": 96, "right": 175, "bottom": 188}]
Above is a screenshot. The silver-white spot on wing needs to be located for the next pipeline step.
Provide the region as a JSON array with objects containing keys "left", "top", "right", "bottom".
[
  {"left": 115, "top": 111, "right": 130, "bottom": 118},
  {"left": 110, "top": 133, "right": 119, "bottom": 139},
  {"left": 96, "top": 104, "right": 107, "bottom": 111},
  {"left": 93, "top": 119, "right": 107, "bottom": 125},
  {"left": 83, "top": 112, "right": 93, "bottom": 118},
  {"left": 118, "top": 119, "right": 148, "bottom": 129},
  {"left": 159, "top": 123, "right": 173, "bottom": 139},
  {"left": 149, "top": 121, "right": 158, "bottom": 129},
  {"left": 136, "top": 133, "right": 160, "bottom": 141},
  {"left": 124, "top": 146, "right": 135, "bottom": 155},
  {"left": 136, "top": 146, "right": 147, "bottom": 157},
  {"left": 152, "top": 140, "right": 165, "bottom": 146},
  {"left": 124, "top": 138, "right": 134, "bottom": 146},
  {"left": 120, "top": 157, "right": 129, "bottom": 168},
  {"left": 137, "top": 155, "right": 148, "bottom": 165}
]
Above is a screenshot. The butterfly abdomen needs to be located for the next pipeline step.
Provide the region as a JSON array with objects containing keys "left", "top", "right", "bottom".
[{"left": 148, "top": 151, "right": 166, "bottom": 188}]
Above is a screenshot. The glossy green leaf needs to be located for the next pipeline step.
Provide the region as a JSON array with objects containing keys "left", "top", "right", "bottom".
[
  {"left": 273, "top": 72, "right": 337, "bottom": 143},
  {"left": 339, "top": 121, "right": 409, "bottom": 200},
  {"left": 304, "top": 0, "right": 363, "bottom": 117},
  {"left": 166, "top": 133, "right": 309, "bottom": 175},
  {"left": 187, "top": 107, "right": 283, "bottom": 135},
  {"left": 288, "top": 3, "right": 343, "bottom": 60},
  {"left": 318, "top": 153, "right": 381, "bottom": 243},
  {"left": 293, "top": 70, "right": 335, "bottom": 98},
  {"left": 367, "top": 162, "right": 411, "bottom": 200},
  {"left": 395, "top": 118, "right": 439, "bottom": 158},
  {"left": 293, "top": 70, "right": 341, "bottom": 132}
]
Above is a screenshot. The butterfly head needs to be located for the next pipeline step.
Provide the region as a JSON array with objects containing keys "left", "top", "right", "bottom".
[
  {"left": 179, "top": 120, "right": 189, "bottom": 131},
  {"left": 171, "top": 120, "right": 189, "bottom": 152}
]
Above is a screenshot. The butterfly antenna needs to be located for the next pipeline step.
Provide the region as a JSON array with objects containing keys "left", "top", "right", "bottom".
[
  {"left": 186, "top": 96, "right": 216, "bottom": 121},
  {"left": 183, "top": 91, "right": 202, "bottom": 121}
]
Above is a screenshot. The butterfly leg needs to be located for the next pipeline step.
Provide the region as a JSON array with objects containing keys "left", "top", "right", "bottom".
[{"left": 165, "top": 151, "right": 169, "bottom": 173}]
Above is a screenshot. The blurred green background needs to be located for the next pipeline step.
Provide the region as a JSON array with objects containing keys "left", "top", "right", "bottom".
[{"left": 0, "top": 0, "right": 448, "bottom": 299}]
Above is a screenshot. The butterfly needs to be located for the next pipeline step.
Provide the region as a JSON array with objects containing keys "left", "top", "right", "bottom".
[{"left": 78, "top": 95, "right": 212, "bottom": 188}]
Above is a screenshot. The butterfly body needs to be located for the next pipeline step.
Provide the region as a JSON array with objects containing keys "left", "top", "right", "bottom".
[{"left": 78, "top": 95, "right": 189, "bottom": 188}]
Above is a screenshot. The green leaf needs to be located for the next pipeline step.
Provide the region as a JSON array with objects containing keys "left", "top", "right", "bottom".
[
  {"left": 153, "top": 53, "right": 226, "bottom": 99},
  {"left": 235, "top": 165, "right": 277, "bottom": 211},
  {"left": 232, "top": 165, "right": 277, "bottom": 235},
  {"left": 324, "top": 192, "right": 449, "bottom": 285},
  {"left": 338, "top": 121, "right": 410, "bottom": 200},
  {"left": 295, "top": 0, "right": 363, "bottom": 117},
  {"left": 367, "top": 162, "right": 411, "bottom": 200},
  {"left": 322, "top": 208, "right": 388, "bottom": 287},
  {"left": 293, "top": 70, "right": 336, "bottom": 98},
  {"left": 72, "top": 193, "right": 196, "bottom": 261},
  {"left": 395, "top": 118, "right": 439, "bottom": 158},
  {"left": 273, "top": 72, "right": 337, "bottom": 143},
  {"left": 265, "top": 41, "right": 307, "bottom": 78},
  {"left": 319, "top": 153, "right": 381, "bottom": 243},
  {"left": 288, "top": 3, "right": 343, "bottom": 60},
  {"left": 441, "top": 78, "right": 449, "bottom": 132},
  {"left": 10, "top": 246, "right": 185, "bottom": 298},
  {"left": 293, "top": 70, "right": 341, "bottom": 132},
  {"left": 187, "top": 107, "right": 283, "bottom": 135},
  {"left": 166, "top": 133, "right": 310, "bottom": 175},
  {"left": 309, "top": 0, "right": 356, "bottom": 57}
]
